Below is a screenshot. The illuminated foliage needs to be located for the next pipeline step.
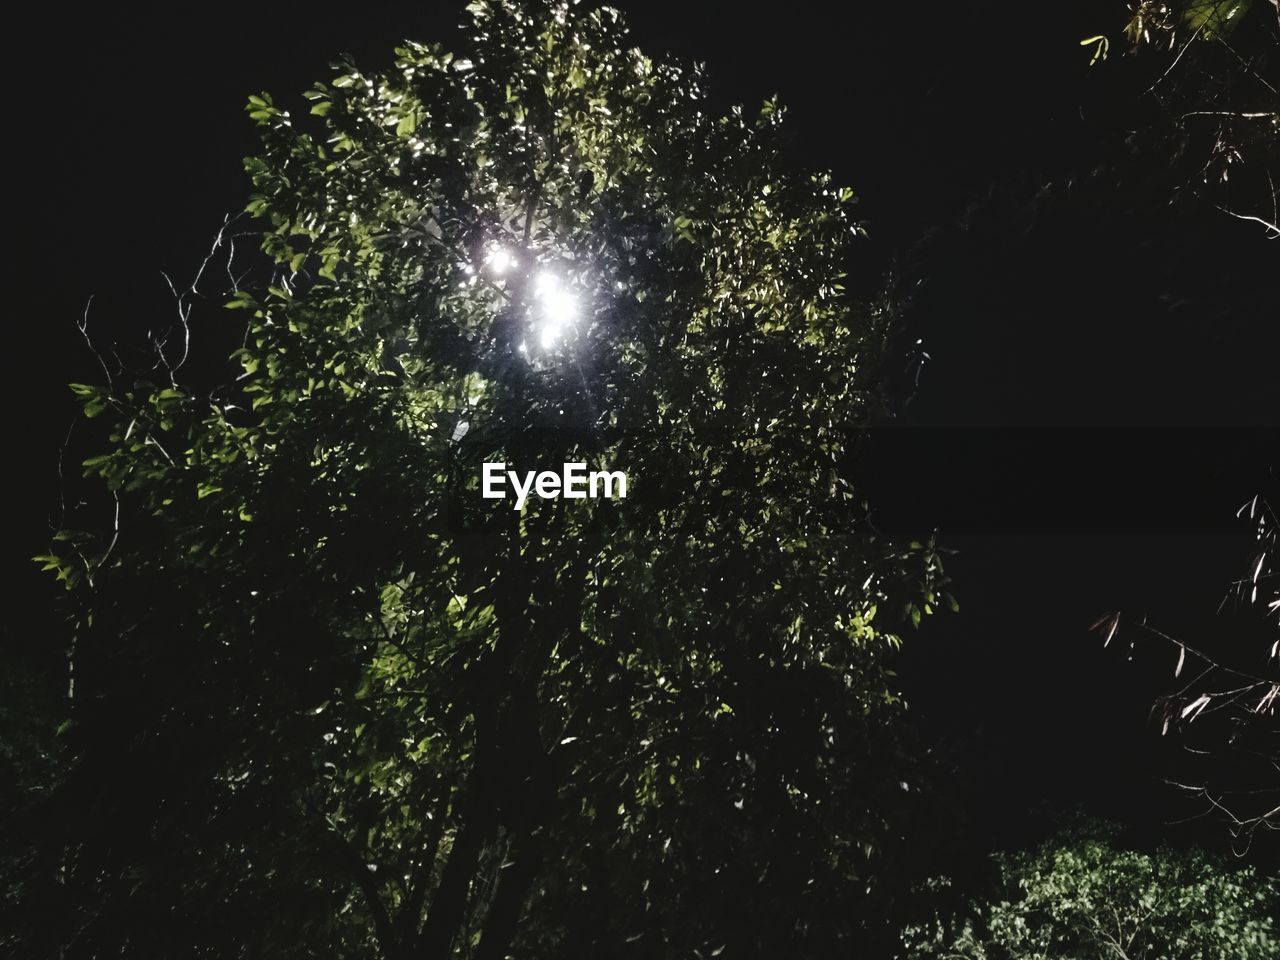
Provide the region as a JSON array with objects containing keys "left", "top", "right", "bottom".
[
  {"left": 902, "top": 824, "right": 1279, "bottom": 960},
  {"left": 36, "top": 2, "right": 945, "bottom": 957}
]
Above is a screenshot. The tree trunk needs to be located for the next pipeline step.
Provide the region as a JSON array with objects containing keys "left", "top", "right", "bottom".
[
  {"left": 413, "top": 789, "right": 495, "bottom": 958},
  {"left": 473, "top": 832, "right": 543, "bottom": 960}
]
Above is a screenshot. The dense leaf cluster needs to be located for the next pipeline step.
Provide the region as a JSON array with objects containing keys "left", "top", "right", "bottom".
[
  {"left": 903, "top": 823, "right": 1279, "bottom": 960},
  {"left": 29, "top": 2, "right": 945, "bottom": 957}
]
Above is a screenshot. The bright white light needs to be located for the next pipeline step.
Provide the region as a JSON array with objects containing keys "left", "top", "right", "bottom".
[
  {"left": 541, "top": 288, "right": 578, "bottom": 326},
  {"left": 485, "top": 246, "right": 515, "bottom": 274},
  {"left": 532, "top": 271, "right": 579, "bottom": 350}
]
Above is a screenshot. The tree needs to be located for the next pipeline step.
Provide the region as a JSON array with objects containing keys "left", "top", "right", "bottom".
[
  {"left": 1082, "top": 0, "right": 1279, "bottom": 236},
  {"left": 902, "top": 822, "right": 1279, "bottom": 960},
  {"left": 1066, "top": 0, "right": 1278, "bottom": 852},
  {"left": 1094, "top": 493, "right": 1279, "bottom": 848},
  {"left": 28, "top": 1, "right": 946, "bottom": 957}
]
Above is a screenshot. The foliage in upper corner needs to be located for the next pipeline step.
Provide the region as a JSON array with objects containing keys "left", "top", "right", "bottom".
[
  {"left": 901, "top": 822, "right": 1280, "bottom": 960},
  {"left": 1091, "top": 0, "right": 1279, "bottom": 237}
]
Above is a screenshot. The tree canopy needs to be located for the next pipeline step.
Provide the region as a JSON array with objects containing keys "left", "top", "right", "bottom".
[
  {"left": 902, "top": 822, "right": 1279, "bottom": 960},
  {"left": 29, "top": 2, "right": 946, "bottom": 957}
]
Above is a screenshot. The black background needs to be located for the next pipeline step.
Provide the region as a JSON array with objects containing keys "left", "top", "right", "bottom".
[{"left": 10, "top": 0, "right": 1278, "bottom": 865}]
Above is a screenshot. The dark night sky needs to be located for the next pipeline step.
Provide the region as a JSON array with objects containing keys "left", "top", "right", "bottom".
[{"left": 11, "top": 1, "right": 1278, "bottom": 863}]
